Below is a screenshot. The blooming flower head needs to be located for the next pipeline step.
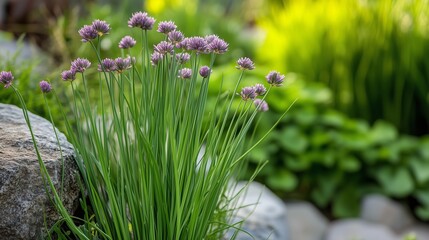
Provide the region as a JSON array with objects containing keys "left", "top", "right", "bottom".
[
  {"left": 39, "top": 80, "right": 52, "bottom": 93},
  {"left": 98, "top": 58, "right": 116, "bottom": 72},
  {"left": 266, "top": 71, "right": 285, "bottom": 87},
  {"left": 71, "top": 58, "right": 91, "bottom": 73},
  {"left": 61, "top": 69, "right": 76, "bottom": 81},
  {"left": 128, "top": 11, "right": 155, "bottom": 30},
  {"left": 175, "top": 52, "right": 190, "bottom": 64},
  {"left": 240, "top": 86, "right": 257, "bottom": 100},
  {"left": 0, "top": 71, "right": 14, "bottom": 88},
  {"left": 177, "top": 38, "right": 189, "bottom": 50},
  {"left": 199, "top": 66, "right": 211, "bottom": 78},
  {"left": 205, "top": 34, "right": 218, "bottom": 44},
  {"left": 151, "top": 52, "right": 164, "bottom": 66},
  {"left": 254, "top": 83, "right": 266, "bottom": 96},
  {"left": 157, "top": 21, "right": 177, "bottom": 34},
  {"left": 207, "top": 36, "right": 228, "bottom": 54},
  {"left": 168, "top": 30, "right": 184, "bottom": 45},
  {"left": 236, "top": 57, "right": 255, "bottom": 70},
  {"left": 115, "top": 57, "right": 132, "bottom": 73},
  {"left": 178, "top": 68, "right": 192, "bottom": 79},
  {"left": 78, "top": 25, "right": 98, "bottom": 42},
  {"left": 92, "top": 20, "right": 110, "bottom": 36},
  {"left": 186, "top": 36, "right": 207, "bottom": 53},
  {"left": 154, "top": 41, "right": 174, "bottom": 55},
  {"left": 253, "top": 99, "right": 269, "bottom": 112},
  {"left": 119, "top": 36, "right": 136, "bottom": 49}
]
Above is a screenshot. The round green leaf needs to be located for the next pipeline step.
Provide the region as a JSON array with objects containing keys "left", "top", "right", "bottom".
[{"left": 266, "top": 170, "right": 298, "bottom": 191}]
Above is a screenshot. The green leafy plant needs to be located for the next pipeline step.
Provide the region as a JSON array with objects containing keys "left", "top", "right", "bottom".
[
  {"left": 1, "top": 11, "right": 288, "bottom": 239},
  {"left": 245, "top": 79, "right": 429, "bottom": 219}
]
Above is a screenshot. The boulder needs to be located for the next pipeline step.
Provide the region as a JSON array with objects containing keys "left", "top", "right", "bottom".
[
  {"left": 286, "top": 201, "right": 329, "bottom": 240},
  {"left": 324, "top": 219, "right": 399, "bottom": 240},
  {"left": 361, "top": 194, "right": 414, "bottom": 232},
  {"left": 0, "top": 103, "right": 80, "bottom": 239},
  {"left": 225, "top": 181, "right": 290, "bottom": 240}
]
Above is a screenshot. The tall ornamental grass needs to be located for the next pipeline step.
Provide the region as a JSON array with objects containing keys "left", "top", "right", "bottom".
[
  {"left": 258, "top": 0, "right": 429, "bottom": 135},
  {"left": 1, "top": 11, "right": 286, "bottom": 239}
]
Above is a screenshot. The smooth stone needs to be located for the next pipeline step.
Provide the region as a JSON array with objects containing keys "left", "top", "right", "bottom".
[
  {"left": 225, "top": 181, "right": 290, "bottom": 240},
  {"left": 324, "top": 219, "right": 399, "bottom": 240},
  {"left": 361, "top": 194, "right": 414, "bottom": 232},
  {"left": 286, "top": 201, "right": 329, "bottom": 240}
]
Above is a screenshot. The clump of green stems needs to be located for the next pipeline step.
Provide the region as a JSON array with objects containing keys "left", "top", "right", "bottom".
[{"left": 2, "top": 12, "right": 287, "bottom": 240}]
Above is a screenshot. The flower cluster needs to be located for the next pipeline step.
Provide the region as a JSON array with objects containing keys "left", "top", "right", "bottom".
[
  {"left": 240, "top": 83, "right": 269, "bottom": 112},
  {"left": 266, "top": 71, "right": 285, "bottom": 87},
  {"left": 119, "top": 36, "right": 136, "bottom": 49},
  {"left": 128, "top": 11, "right": 155, "bottom": 30},
  {"left": 39, "top": 80, "right": 52, "bottom": 93},
  {"left": 0, "top": 71, "right": 14, "bottom": 88},
  {"left": 61, "top": 58, "right": 91, "bottom": 81},
  {"left": 78, "top": 20, "right": 110, "bottom": 42},
  {"left": 157, "top": 21, "right": 177, "bottom": 34},
  {"left": 178, "top": 68, "right": 192, "bottom": 79},
  {"left": 199, "top": 66, "right": 211, "bottom": 78},
  {"left": 0, "top": 12, "right": 289, "bottom": 240},
  {"left": 236, "top": 57, "right": 255, "bottom": 70}
]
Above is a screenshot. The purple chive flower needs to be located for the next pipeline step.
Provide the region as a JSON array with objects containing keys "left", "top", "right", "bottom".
[
  {"left": 39, "top": 80, "right": 52, "bottom": 93},
  {"left": 199, "top": 66, "right": 211, "bottom": 78},
  {"left": 0, "top": 71, "right": 14, "bottom": 88},
  {"left": 168, "top": 30, "right": 184, "bottom": 44},
  {"left": 236, "top": 57, "right": 255, "bottom": 70},
  {"left": 177, "top": 38, "right": 189, "bottom": 50},
  {"left": 154, "top": 41, "right": 174, "bottom": 55},
  {"left": 92, "top": 19, "right": 110, "bottom": 36},
  {"left": 240, "top": 86, "right": 257, "bottom": 100},
  {"left": 254, "top": 83, "right": 266, "bottom": 96},
  {"left": 98, "top": 58, "right": 116, "bottom": 72},
  {"left": 128, "top": 11, "right": 155, "bottom": 30},
  {"left": 71, "top": 58, "right": 91, "bottom": 73},
  {"left": 151, "top": 52, "right": 164, "bottom": 66},
  {"left": 115, "top": 57, "right": 132, "bottom": 72},
  {"left": 186, "top": 36, "right": 207, "bottom": 53},
  {"left": 78, "top": 25, "right": 98, "bottom": 42},
  {"left": 254, "top": 99, "right": 269, "bottom": 112},
  {"left": 61, "top": 69, "right": 76, "bottom": 81},
  {"left": 119, "top": 36, "right": 136, "bottom": 49},
  {"left": 207, "top": 36, "right": 228, "bottom": 54},
  {"left": 205, "top": 34, "right": 219, "bottom": 44},
  {"left": 157, "top": 21, "right": 177, "bottom": 34},
  {"left": 175, "top": 52, "right": 190, "bottom": 64},
  {"left": 266, "top": 71, "right": 285, "bottom": 87},
  {"left": 178, "top": 68, "right": 192, "bottom": 79}
]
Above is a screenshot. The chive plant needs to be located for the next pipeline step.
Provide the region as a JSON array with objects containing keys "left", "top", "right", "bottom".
[{"left": 0, "top": 11, "right": 286, "bottom": 240}]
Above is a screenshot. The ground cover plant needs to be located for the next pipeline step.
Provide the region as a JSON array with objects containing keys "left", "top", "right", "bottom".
[
  {"left": 243, "top": 78, "right": 429, "bottom": 220},
  {"left": 0, "top": 11, "right": 287, "bottom": 239}
]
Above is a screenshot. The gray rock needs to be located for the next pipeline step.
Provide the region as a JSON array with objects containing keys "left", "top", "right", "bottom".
[
  {"left": 286, "top": 201, "right": 329, "bottom": 240},
  {"left": 0, "top": 103, "right": 80, "bottom": 239},
  {"left": 225, "top": 181, "right": 289, "bottom": 240},
  {"left": 400, "top": 224, "right": 429, "bottom": 240},
  {"left": 361, "top": 194, "right": 415, "bottom": 232},
  {"left": 324, "top": 219, "right": 399, "bottom": 240}
]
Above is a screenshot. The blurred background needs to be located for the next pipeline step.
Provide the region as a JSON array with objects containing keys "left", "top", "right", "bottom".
[{"left": 1, "top": 0, "right": 429, "bottom": 231}]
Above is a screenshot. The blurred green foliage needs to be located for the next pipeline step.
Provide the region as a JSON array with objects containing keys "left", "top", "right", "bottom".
[
  {"left": 0, "top": 34, "right": 66, "bottom": 130},
  {"left": 257, "top": 0, "right": 429, "bottom": 135},
  {"left": 243, "top": 76, "right": 429, "bottom": 219}
]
